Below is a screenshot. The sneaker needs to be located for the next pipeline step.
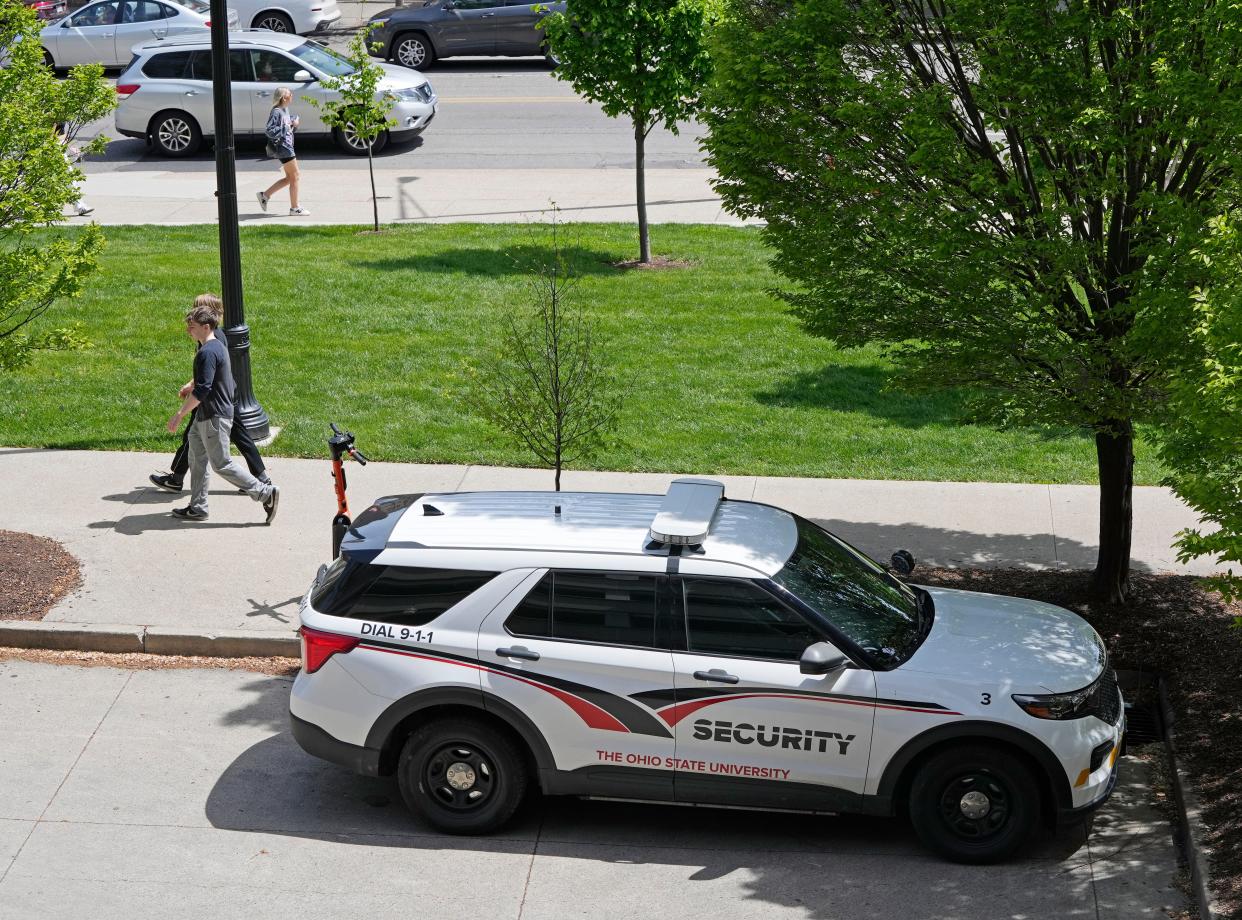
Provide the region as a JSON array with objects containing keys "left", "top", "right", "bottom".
[
  {"left": 171, "top": 505, "right": 209, "bottom": 521},
  {"left": 289, "top": 207, "right": 309, "bottom": 216},
  {"left": 263, "top": 485, "right": 280, "bottom": 524},
  {"left": 76, "top": 205, "right": 94, "bottom": 216},
  {"left": 149, "top": 472, "right": 184, "bottom": 493},
  {"left": 256, "top": 191, "right": 268, "bottom": 212}
]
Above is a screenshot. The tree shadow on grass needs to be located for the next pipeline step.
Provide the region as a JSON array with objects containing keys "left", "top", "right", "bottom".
[
  {"left": 355, "top": 244, "right": 621, "bottom": 278},
  {"left": 754, "top": 364, "right": 967, "bottom": 428}
]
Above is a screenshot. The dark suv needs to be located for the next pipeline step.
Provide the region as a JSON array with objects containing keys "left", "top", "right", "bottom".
[{"left": 366, "top": 0, "right": 566, "bottom": 70}]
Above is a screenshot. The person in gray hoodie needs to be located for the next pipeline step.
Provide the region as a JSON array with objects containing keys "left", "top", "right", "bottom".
[{"left": 256, "top": 87, "right": 308, "bottom": 216}]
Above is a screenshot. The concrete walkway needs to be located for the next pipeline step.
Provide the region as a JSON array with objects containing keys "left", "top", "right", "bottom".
[{"left": 0, "top": 448, "right": 1216, "bottom": 641}]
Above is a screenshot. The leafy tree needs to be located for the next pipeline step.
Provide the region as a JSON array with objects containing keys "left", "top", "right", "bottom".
[
  {"left": 0, "top": 0, "right": 115, "bottom": 371},
  {"left": 541, "top": 0, "right": 713, "bottom": 263},
  {"left": 700, "top": 0, "right": 1242, "bottom": 602},
  {"left": 468, "top": 218, "right": 622, "bottom": 491},
  {"left": 306, "top": 24, "right": 394, "bottom": 232},
  {"left": 1159, "top": 213, "right": 1242, "bottom": 604}
]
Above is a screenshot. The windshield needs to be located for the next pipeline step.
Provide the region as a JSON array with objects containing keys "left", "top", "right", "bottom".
[
  {"left": 772, "top": 516, "right": 921, "bottom": 663},
  {"left": 290, "top": 40, "right": 354, "bottom": 77}
]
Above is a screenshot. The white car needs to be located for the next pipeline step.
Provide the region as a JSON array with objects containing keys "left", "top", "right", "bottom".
[
  {"left": 39, "top": 0, "right": 236, "bottom": 69},
  {"left": 114, "top": 31, "right": 437, "bottom": 155},
  {"left": 289, "top": 478, "right": 1124, "bottom": 863},
  {"left": 226, "top": 0, "right": 339, "bottom": 36}
]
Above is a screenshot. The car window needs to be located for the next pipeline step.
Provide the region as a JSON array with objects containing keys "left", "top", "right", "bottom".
[
  {"left": 506, "top": 571, "right": 660, "bottom": 648},
  {"left": 681, "top": 577, "right": 823, "bottom": 661},
  {"left": 120, "top": 0, "right": 164, "bottom": 23},
  {"left": 187, "top": 48, "right": 252, "bottom": 81},
  {"left": 142, "top": 49, "right": 192, "bottom": 77},
  {"left": 70, "top": 2, "right": 119, "bottom": 26},
  {"left": 177, "top": 0, "right": 208, "bottom": 12},
  {"left": 288, "top": 40, "right": 352, "bottom": 77},
  {"left": 251, "top": 49, "right": 303, "bottom": 82},
  {"left": 454, "top": 0, "right": 503, "bottom": 9},
  {"left": 310, "top": 558, "right": 497, "bottom": 626}
]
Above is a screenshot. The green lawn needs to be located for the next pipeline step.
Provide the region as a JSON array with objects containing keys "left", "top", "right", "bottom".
[{"left": 0, "top": 223, "right": 1163, "bottom": 484}]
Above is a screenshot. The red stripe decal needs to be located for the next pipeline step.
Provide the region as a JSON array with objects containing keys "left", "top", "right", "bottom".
[
  {"left": 658, "top": 693, "right": 959, "bottom": 726},
  {"left": 360, "top": 644, "right": 630, "bottom": 733}
]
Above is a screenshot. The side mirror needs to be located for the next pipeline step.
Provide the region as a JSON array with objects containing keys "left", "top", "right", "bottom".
[
  {"left": 800, "top": 642, "right": 846, "bottom": 676},
  {"left": 293, "top": 69, "right": 313, "bottom": 82},
  {"left": 890, "top": 549, "right": 916, "bottom": 576}
]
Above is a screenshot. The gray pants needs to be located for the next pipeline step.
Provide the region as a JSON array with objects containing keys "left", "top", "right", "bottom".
[{"left": 188, "top": 415, "right": 274, "bottom": 513}]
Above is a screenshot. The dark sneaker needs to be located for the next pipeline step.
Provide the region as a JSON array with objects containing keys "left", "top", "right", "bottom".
[
  {"left": 171, "top": 506, "right": 208, "bottom": 521},
  {"left": 263, "top": 485, "right": 280, "bottom": 525},
  {"left": 150, "top": 472, "right": 184, "bottom": 493}
]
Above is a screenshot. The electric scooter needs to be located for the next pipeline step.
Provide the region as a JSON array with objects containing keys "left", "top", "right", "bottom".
[{"left": 328, "top": 422, "right": 369, "bottom": 558}]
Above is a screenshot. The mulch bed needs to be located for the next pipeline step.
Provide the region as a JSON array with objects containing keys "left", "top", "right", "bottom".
[
  {"left": 0, "top": 646, "right": 300, "bottom": 677},
  {"left": 918, "top": 567, "right": 1242, "bottom": 919},
  {"left": 611, "top": 255, "right": 697, "bottom": 270},
  {"left": 0, "top": 529, "right": 81, "bottom": 621}
]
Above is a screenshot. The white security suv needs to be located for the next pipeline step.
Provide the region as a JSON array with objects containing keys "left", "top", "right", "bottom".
[{"left": 290, "top": 479, "right": 1124, "bottom": 863}]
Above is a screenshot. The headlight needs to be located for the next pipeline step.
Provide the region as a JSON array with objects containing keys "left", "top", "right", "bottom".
[
  {"left": 369, "top": 16, "right": 388, "bottom": 26},
  {"left": 1012, "top": 686, "right": 1094, "bottom": 720},
  {"left": 395, "top": 85, "right": 432, "bottom": 102}
]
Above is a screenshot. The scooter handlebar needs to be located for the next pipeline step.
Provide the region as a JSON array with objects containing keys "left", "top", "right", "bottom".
[{"left": 349, "top": 448, "right": 369, "bottom": 465}]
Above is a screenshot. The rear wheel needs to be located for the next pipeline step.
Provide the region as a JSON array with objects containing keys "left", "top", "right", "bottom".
[
  {"left": 150, "top": 111, "right": 202, "bottom": 157},
  {"left": 393, "top": 32, "right": 434, "bottom": 70},
  {"left": 908, "top": 745, "right": 1039, "bottom": 864},
  {"left": 252, "top": 10, "right": 293, "bottom": 32},
  {"left": 333, "top": 125, "right": 389, "bottom": 156},
  {"left": 397, "top": 718, "right": 529, "bottom": 834}
]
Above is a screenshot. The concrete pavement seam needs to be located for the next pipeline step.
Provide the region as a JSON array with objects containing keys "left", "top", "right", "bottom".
[
  {"left": 0, "top": 622, "right": 298, "bottom": 659},
  {"left": 1046, "top": 484, "right": 1061, "bottom": 564}
]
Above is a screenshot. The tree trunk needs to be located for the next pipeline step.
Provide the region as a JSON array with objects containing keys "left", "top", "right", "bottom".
[
  {"left": 367, "top": 143, "right": 379, "bottom": 232},
  {"left": 1091, "top": 423, "right": 1134, "bottom": 604},
  {"left": 634, "top": 114, "right": 649, "bottom": 264}
]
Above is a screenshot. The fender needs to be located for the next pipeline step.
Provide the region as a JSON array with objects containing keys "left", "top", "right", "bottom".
[
  {"left": 365, "top": 685, "right": 556, "bottom": 775},
  {"left": 874, "top": 720, "right": 1072, "bottom": 812}
]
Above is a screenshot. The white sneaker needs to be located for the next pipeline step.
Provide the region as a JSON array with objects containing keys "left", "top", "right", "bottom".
[
  {"left": 256, "top": 191, "right": 268, "bottom": 212},
  {"left": 289, "top": 206, "right": 309, "bottom": 216}
]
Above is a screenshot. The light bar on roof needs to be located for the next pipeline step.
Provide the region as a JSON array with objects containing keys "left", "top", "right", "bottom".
[{"left": 648, "top": 478, "right": 725, "bottom": 546}]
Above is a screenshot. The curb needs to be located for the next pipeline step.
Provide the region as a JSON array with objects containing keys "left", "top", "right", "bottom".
[
  {"left": 0, "top": 621, "right": 299, "bottom": 659},
  {"left": 1159, "top": 680, "right": 1224, "bottom": 920}
]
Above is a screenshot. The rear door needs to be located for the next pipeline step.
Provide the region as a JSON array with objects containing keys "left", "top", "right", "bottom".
[
  {"left": 435, "top": 0, "right": 500, "bottom": 55},
  {"left": 492, "top": 0, "right": 553, "bottom": 55},
  {"left": 668, "top": 576, "right": 876, "bottom": 811},
  {"left": 112, "top": 0, "right": 169, "bottom": 64},
  {"left": 476, "top": 569, "right": 677, "bottom": 800},
  {"left": 185, "top": 49, "right": 255, "bottom": 134}
]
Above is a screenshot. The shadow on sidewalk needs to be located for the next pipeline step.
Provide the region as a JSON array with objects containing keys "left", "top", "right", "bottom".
[{"left": 88, "top": 511, "right": 269, "bottom": 534}]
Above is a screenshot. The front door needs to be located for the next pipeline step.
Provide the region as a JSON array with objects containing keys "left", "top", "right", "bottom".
[
  {"left": 476, "top": 569, "right": 677, "bottom": 800},
  {"left": 250, "top": 49, "right": 322, "bottom": 133},
  {"left": 55, "top": 1, "right": 121, "bottom": 66},
  {"left": 668, "top": 576, "right": 876, "bottom": 811}
]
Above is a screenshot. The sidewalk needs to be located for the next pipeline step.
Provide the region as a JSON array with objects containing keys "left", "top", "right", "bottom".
[{"left": 0, "top": 448, "right": 1216, "bottom": 645}]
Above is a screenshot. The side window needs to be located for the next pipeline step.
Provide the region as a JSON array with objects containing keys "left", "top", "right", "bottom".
[
  {"left": 71, "top": 2, "right": 118, "bottom": 26},
  {"left": 251, "top": 50, "right": 303, "bottom": 83},
  {"left": 682, "top": 577, "right": 823, "bottom": 661},
  {"left": 310, "top": 557, "right": 496, "bottom": 626},
  {"left": 142, "top": 50, "right": 192, "bottom": 78},
  {"left": 230, "top": 49, "right": 253, "bottom": 81},
  {"left": 455, "top": 0, "right": 502, "bottom": 8},
  {"left": 505, "top": 571, "right": 660, "bottom": 648},
  {"left": 120, "top": 0, "right": 163, "bottom": 23},
  {"left": 188, "top": 49, "right": 213, "bottom": 80}
]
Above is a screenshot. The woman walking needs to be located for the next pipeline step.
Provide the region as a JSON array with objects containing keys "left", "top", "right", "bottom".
[{"left": 257, "top": 88, "right": 308, "bottom": 216}]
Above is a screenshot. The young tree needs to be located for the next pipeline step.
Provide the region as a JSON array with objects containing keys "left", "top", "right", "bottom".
[
  {"left": 0, "top": 0, "right": 115, "bottom": 371},
  {"left": 541, "top": 0, "right": 713, "bottom": 263},
  {"left": 469, "top": 219, "right": 622, "bottom": 491},
  {"left": 700, "top": 0, "right": 1242, "bottom": 602},
  {"left": 306, "top": 24, "right": 394, "bottom": 232}
]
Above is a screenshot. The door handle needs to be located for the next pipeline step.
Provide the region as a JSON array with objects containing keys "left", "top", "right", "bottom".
[
  {"left": 256, "top": 90, "right": 272, "bottom": 97},
  {"left": 183, "top": 90, "right": 200, "bottom": 96},
  {"left": 496, "top": 646, "right": 540, "bottom": 661},
  {"left": 694, "top": 669, "right": 739, "bottom": 684},
  {"left": 482, "top": 11, "right": 494, "bottom": 15}
]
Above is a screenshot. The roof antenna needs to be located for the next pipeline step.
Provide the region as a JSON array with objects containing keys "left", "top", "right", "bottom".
[{"left": 554, "top": 504, "right": 562, "bottom": 515}]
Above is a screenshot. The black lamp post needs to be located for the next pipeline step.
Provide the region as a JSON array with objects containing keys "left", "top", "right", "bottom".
[{"left": 208, "top": 0, "right": 270, "bottom": 440}]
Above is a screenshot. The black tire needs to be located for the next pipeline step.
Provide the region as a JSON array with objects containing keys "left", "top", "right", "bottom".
[
  {"left": 392, "top": 32, "right": 435, "bottom": 70},
  {"left": 908, "top": 745, "right": 1040, "bottom": 864},
  {"left": 149, "top": 110, "right": 202, "bottom": 157},
  {"left": 252, "top": 10, "right": 294, "bottom": 32},
  {"left": 397, "top": 717, "right": 529, "bottom": 835},
  {"left": 332, "top": 125, "right": 389, "bottom": 156},
  {"left": 42, "top": 48, "right": 56, "bottom": 69}
]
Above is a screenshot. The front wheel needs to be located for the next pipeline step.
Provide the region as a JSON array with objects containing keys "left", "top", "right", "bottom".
[
  {"left": 333, "top": 125, "right": 389, "bottom": 156},
  {"left": 393, "top": 33, "right": 434, "bottom": 70},
  {"left": 150, "top": 111, "right": 202, "bottom": 157},
  {"left": 908, "top": 745, "right": 1039, "bottom": 863},
  {"left": 397, "top": 718, "right": 529, "bottom": 834}
]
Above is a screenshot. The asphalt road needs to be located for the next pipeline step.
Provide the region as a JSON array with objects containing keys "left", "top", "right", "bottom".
[{"left": 0, "top": 659, "right": 1187, "bottom": 920}]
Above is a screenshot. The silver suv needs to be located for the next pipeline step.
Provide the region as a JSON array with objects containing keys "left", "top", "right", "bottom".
[{"left": 115, "top": 31, "right": 437, "bottom": 156}]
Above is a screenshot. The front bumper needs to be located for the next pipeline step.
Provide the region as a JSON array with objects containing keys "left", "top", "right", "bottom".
[
  {"left": 1058, "top": 756, "right": 1120, "bottom": 825},
  {"left": 389, "top": 101, "right": 436, "bottom": 140}
]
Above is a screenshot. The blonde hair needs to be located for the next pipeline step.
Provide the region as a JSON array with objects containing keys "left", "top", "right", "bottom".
[
  {"left": 274, "top": 87, "right": 293, "bottom": 106},
  {"left": 193, "top": 293, "right": 224, "bottom": 322}
]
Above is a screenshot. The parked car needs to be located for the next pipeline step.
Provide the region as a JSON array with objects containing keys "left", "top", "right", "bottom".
[
  {"left": 225, "top": 0, "right": 339, "bottom": 36},
  {"left": 366, "top": 0, "right": 566, "bottom": 70},
  {"left": 40, "top": 0, "right": 236, "bottom": 69},
  {"left": 289, "top": 478, "right": 1124, "bottom": 863},
  {"left": 115, "top": 31, "right": 437, "bottom": 155},
  {"left": 24, "top": 0, "right": 70, "bottom": 22}
]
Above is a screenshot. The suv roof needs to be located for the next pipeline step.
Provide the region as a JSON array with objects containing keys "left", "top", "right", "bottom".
[
  {"left": 366, "top": 480, "right": 799, "bottom": 576},
  {"left": 131, "top": 30, "right": 307, "bottom": 53}
]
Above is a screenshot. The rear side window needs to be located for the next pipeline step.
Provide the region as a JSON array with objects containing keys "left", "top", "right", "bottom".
[
  {"left": 311, "top": 558, "right": 495, "bottom": 626},
  {"left": 142, "top": 50, "right": 192, "bottom": 78},
  {"left": 506, "top": 571, "right": 660, "bottom": 648}
]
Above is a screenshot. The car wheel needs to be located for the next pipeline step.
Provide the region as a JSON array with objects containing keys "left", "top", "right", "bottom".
[
  {"left": 908, "top": 745, "right": 1039, "bottom": 864},
  {"left": 397, "top": 718, "right": 529, "bottom": 835},
  {"left": 42, "top": 48, "right": 57, "bottom": 70},
  {"left": 332, "top": 125, "right": 389, "bottom": 156},
  {"left": 253, "top": 10, "right": 294, "bottom": 32},
  {"left": 150, "top": 111, "right": 202, "bottom": 157},
  {"left": 393, "top": 33, "right": 434, "bottom": 70},
  {"left": 542, "top": 43, "right": 559, "bottom": 68}
]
